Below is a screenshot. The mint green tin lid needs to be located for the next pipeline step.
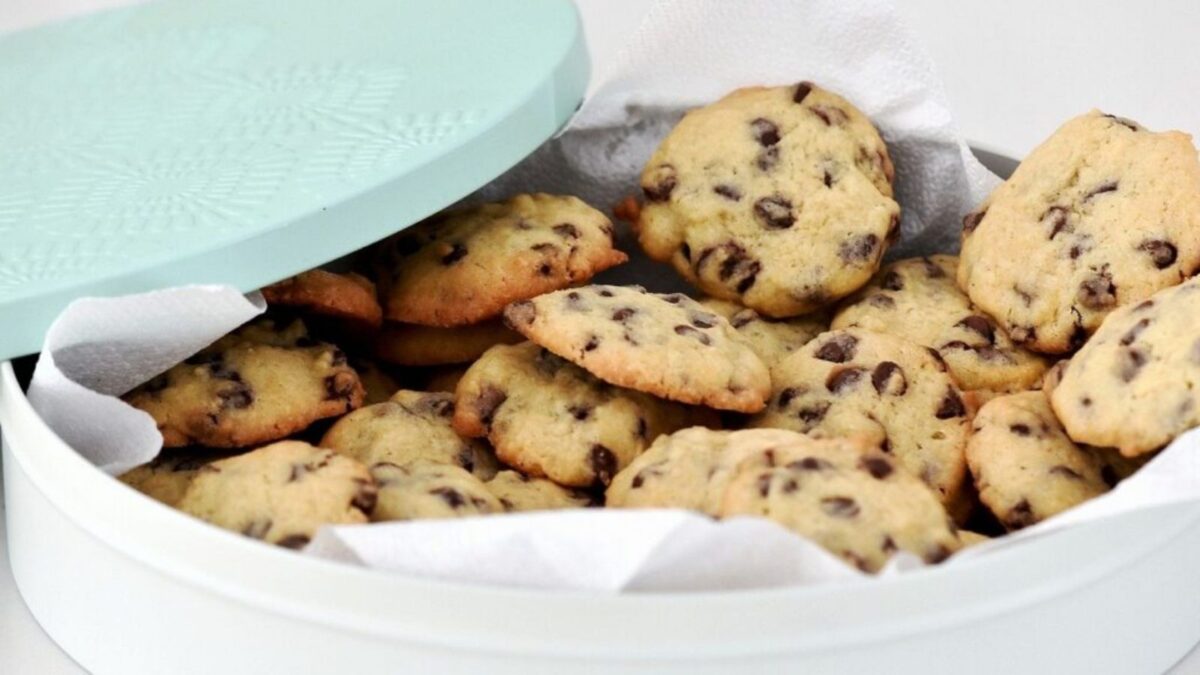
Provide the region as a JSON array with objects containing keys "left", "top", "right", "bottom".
[{"left": 0, "top": 0, "right": 588, "bottom": 359}]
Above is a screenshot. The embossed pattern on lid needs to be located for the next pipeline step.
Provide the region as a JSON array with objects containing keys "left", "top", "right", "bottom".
[{"left": 0, "top": 0, "right": 588, "bottom": 359}]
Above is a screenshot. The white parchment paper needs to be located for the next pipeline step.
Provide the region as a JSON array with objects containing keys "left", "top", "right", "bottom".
[{"left": 22, "top": 0, "right": 1200, "bottom": 591}]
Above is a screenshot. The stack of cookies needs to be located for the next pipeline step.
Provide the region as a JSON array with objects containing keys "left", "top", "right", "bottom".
[{"left": 118, "top": 82, "right": 1200, "bottom": 574}]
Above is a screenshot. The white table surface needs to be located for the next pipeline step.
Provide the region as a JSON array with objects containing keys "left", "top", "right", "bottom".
[{"left": 3, "top": 0, "right": 1200, "bottom": 672}]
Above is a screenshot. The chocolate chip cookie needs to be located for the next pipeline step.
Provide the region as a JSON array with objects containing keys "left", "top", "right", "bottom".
[
  {"left": 1050, "top": 277, "right": 1200, "bottom": 455},
  {"left": 607, "top": 427, "right": 855, "bottom": 515},
  {"left": 832, "top": 255, "right": 1048, "bottom": 392},
  {"left": 119, "top": 448, "right": 232, "bottom": 506},
  {"left": 967, "top": 391, "right": 1111, "bottom": 530},
  {"left": 485, "top": 470, "right": 596, "bottom": 512},
  {"left": 373, "top": 320, "right": 522, "bottom": 366},
  {"left": 176, "top": 441, "right": 377, "bottom": 548},
  {"left": 958, "top": 111, "right": 1200, "bottom": 353},
  {"left": 748, "top": 328, "right": 972, "bottom": 519},
  {"left": 124, "top": 318, "right": 364, "bottom": 448},
  {"left": 453, "top": 342, "right": 714, "bottom": 487},
  {"left": 716, "top": 438, "right": 960, "bottom": 572},
  {"left": 261, "top": 269, "right": 383, "bottom": 329},
  {"left": 635, "top": 82, "right": 900, "bottom": 317},
  {"left": 377, "top": 193, "right": 627, "bottom": 327},
  {"left": 320, "top": 389, "right": 499, "bottom": 479},
  {"left": 700, "top": 298, "right": 827, "bottom": 368},
  {"left": 370, "top": 461, "right": 502, "bottom": 521},
  {"left": 504, "top": 285, "right": 770, "bottom": 412}
]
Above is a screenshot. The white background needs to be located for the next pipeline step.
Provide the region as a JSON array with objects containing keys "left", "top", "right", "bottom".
[{"left": 2, "top": 0, "right": 1199, "bottom": 672}]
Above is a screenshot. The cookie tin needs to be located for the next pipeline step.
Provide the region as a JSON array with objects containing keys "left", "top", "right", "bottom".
[
  {"left": 0, "top": 0, "right": 588, "bottom": 361},
  {"left": 2, "top": 0, "right": 1200, "bottom": 670}
]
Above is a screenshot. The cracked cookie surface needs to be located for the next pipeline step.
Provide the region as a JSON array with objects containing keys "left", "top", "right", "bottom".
[
  {"left": 635, "top": 82, "right": 899, "bottom": 317},
  {"left": 967, "top": 391, "right": 1112, "bottom": 530},
  {"left": 377, "top": 193, "right": 627, "bottom": 327},
  {"left": 453, "top": 342, "right": 714, "bottom": 487},
  {"left": 504, "top": 285, "right": 770, "bottom": 412},
  {"left": 176, "top": 440, "right": 376, "bottom": 548},
  {"left": 1050, "top": 277, "right": 1200, "bottom": 455},
  {"left": 748, "top": 328, "right": 972, "bottom": 519},
  {"left": 124, "top": 318, "right": 364, "bottom": 448},
  {"left": 833, "top": 255, "right": 1047, "bottom": 392},
  {"left": 958, "top": 110, "right": 1200, "bottom": 353},
  {"left": 321, "top": 389, "right": 499, "bottom": 479}
]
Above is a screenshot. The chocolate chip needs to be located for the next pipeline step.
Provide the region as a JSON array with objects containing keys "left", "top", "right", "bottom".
[
  {"left": 838, "top": 234, "right": 879, "bottom": 264},
  {"left": 1049, "top": 465, "right": 1085, "bottom": 480},
  {"left": 474, "top": 386, "right": 507, "bottom": 428},
  {"left": 276, "top": 534, "right": 311, "bottom": 550},
  {"left": 611, "top": 307, "right": 637, "bottom": 322},
  {"left": 583, "top": 335, "right": 600, "bottom": 351},
  {"left": 754, "top": 196, "right": 795, "bottom": 229},
  {"left": 218, "top": 381, "right": 254, "bottom": 409},
  {"left": 956, "top": 315, "right": 996, "bottom": 344},
  {"left": 674, "top": 324, "right": 712, "bottom": 346},
  {"left": 643, "top": 165, "right": 677, "bottom": 202},
  {"left": 1010, "top": 424, "right": 1032, "bottom": 436},
  {"left": 242, "top": 519, "right": 272, "bottom": 539},
  {"left": 871, "top": 361, "right": 907, "bottom": 396},
  {"left": 1083, "top": 180, "right": 1119, "bottom": 201},
  {"left": 789, "top": 456, "right": 833, "bottom": 471},
  {"left": 1135, "top": 299, "right": 1155, "bottom": 312},
  {"left": 780, "top": 477, "right": 800, "bottom": 494},
  {"left": 690, "top": 312, "right": 719, "bottom": 329},
  {"left": 1120, "top": 318, "right": 1152, "bottom": 346},
  {"left": 713, "top": 184, "right": 742, "bottom": 201},
  {"left": 1139, "top": 239, "right": 1178, "bottom": 269},
  {"left": 736, "top": 262, "right": 762, "bottom": 294},
  {"left": 1077, "top": 269, "right": 1117, "bottom": 310},
  {"left": 821, "top": 496, "right": 860, "bottom": 518},
  {"left": 725, "top": 310, "right": 752, "bottom": 329},
  {"left": 1042, "top": 205, "right": 1071, "bottom": 239},
  {"left": 441, "top": 243, "right": 468, "bottom": 265},
  {"left": 755, "top": 145, "right": 779, "bottom": 171},
  {"left": 431, "top": 486, "right": 466, "bottom": 508},
  {"left": 553, "top": 223, "right": 580, "bottom": 239},
  {"left": 815, "top": 334, "right": 858, "bottom": 363},
  {"left": 1117, "top": 347, "right": 1147, "bottom": 382},
  {"left": 867, "top": 294, "right": 895, "bottom": 309},
  {"left": 935, "top": 388, "right": 966, "bottom": 419},
  {"left": 826, "top": 367, "right": 866, "bottom": 394},
  {"left": 810, "top": 106, "right": 847, "bottom": 126},
  {"left": 777, "top": 386, "right": 803, "bottom": 408},
  {"left": 793, "top": 81, "right": 813, "bottom": 103},
  {"left": 750, "top": 117, "right": 780, "bottom": 146},
  {"left": 881, "top": 271, "right": 904, "bottom": 291},
  {"left": 1005, "top": 499, "right": 1036, "bottom": 530},
  {"left": 568, "top": 404, "right": 591, "bottom": 421},
  {"left": 796, "top": 401, "right": 831, "bottom": 425},
  {"left": 1103, "top": 113, "right": 1141, "bottom": 131},
  {"left": 589, "top": 444, "right": 618, "bottom": 486},
  {"left": 823, "top": 169, "right": 834, "bottom": 188},
  {"left": 924, "top": 544, "right": 952, "bottom": 564},
  {"left": 859, "top": 456, "right": 894, "bottom": 479},
  {"left": 924, "top": 347, "right": 949, "bottom": 371},
  {"left": 324, "top": 373, "right": 356, "bottom": 401},
  {"left": 679, "top": 243, "right": 692, "bottom": 261},
  {"left": 962, "top": 209, "right": 987, "bottom": 235},
  {"left": 922, "top": 258, "right": 946, "bottom": 278},
  {"left": 662, "top": 293, "right": 686, "bottom": 304}
]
